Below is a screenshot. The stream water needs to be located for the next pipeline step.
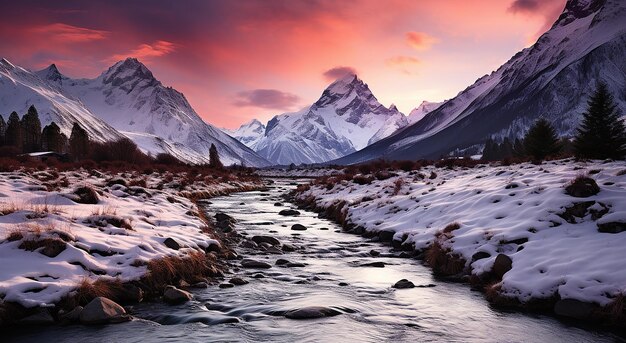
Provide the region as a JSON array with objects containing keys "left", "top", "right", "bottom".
[{"left": 6, "top": 179, "right": 624, "bottom": 342}]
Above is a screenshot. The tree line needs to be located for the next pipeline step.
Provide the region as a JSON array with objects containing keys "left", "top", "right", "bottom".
[
  {"left": 482, "top": 83, "right": 626, "bottom": 162},
  {"left": 0, "top": 105, "right": 224, "bottom": 167}
]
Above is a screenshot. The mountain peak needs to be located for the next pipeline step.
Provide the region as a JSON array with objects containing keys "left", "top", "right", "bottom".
[
  {"left": 37, "top": 63, "right": 67, "bottom": 82},
  {"left": 326, "top": 73, "right": 360, "bottom": 95},
  {"left": 102, "top": 57, "right": 156, "bottom": 85},
  {"left": 553, "top": 0, "right": 605, "bottom": 27}
]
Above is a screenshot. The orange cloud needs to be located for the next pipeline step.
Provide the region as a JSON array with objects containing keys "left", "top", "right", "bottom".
[
  {"left": 31, "top": 23, "right": 108, "bottom": 43},
  {"left": 405, "top": 31, "right": 437, "bottom": 51},
  {"left": 386, "top": 56, "right": 421, "bottom": 75},
  {"left": 109, "top": 40, "right": 176, "bottom": 62}
]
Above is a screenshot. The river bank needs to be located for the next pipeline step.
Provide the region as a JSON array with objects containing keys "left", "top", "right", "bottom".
[
  {"left": 293, "top": 159, "right": 626, "bottom": 329},
  {"left": 0, "top": 167, "right": 264, "bottom": 326}
]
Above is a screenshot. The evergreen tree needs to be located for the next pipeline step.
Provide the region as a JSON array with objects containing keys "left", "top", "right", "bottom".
[
  {"left": 573, "top": 82, "right": 626, "bottom": 159},
  {"left": 0, "top": 115, "right": 6, "bottom": 146},
  {"left": 41, "top": 122, "right": 66, "bottom": 152},
  {"left": 69, "top": 122, "right": 89, "bottom": 160},
  {"left": 21, "top": 105, "right": 42, "bottom": 152},
  {"left": 513, "top": 138, "right": 525, "bottom": 157},
  {"left": 523, "top": 118, "right": 561, "bottom": 160},
  {"left": 482, "top": 138, "right": 496, "bottom": 161},
  {"left": 5, "top": 111, "right": 22, "bottom": 150},
  {"left": 209, "top": 143, "right": 223, "bottom": 169},
  {"left": 500, "top": 138, "right": 513, "bottom": 159}
]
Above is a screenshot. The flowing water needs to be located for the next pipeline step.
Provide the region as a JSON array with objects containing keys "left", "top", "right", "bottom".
[{"left": 6, "top": 179, "right": 624, "bottom": 342}]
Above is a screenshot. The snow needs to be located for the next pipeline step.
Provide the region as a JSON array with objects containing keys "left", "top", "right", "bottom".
[
  {"left": 225, "top": 119, "right": 266, "bottom": 150},
  {"left": 296, "top": 159, "right": 626, "bottom": 306},
  {"left": 0, "top": 169, "right": 260, "bottom": 307},
  {"left": 407, "top": 101, "right": 444, "bottom": 125}
]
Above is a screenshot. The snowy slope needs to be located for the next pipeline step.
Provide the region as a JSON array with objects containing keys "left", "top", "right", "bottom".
[
  {"left": 0, "top": 59, "right": 123, "bottom": 143},
  {"left": 336, "top": 0, "right": 626, "bottom": 164},
  {"left": 254, "top": 74, "right": 408, "bottom": 165},
  {"left": 407, "top": 101, "right": 444, "bottom": 125},
  {"left": 39, "top": 58, "right": 270, "bottom": 167},
  {"left": 225, "top": 119, "right": 266, "bottom": 150}
]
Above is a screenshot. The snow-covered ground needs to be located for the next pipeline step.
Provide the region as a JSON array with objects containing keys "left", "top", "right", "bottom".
[
  {"left": 296, "top": 159, "right": 626, "bottom": 307},
  {"left": 256, "top": 168, "right": 344, "bottom": 178},
  {"left": 0, "top": 169, "right": 260, "bottom": 308}
]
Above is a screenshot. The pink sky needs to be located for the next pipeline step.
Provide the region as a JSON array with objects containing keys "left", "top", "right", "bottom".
[{"left": 0, "top": 0, "right": 566, "bottom": 129}]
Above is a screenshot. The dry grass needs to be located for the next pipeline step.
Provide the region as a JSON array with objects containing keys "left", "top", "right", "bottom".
[
  {"left": 0, "top": 202, "right": 19, "bottom": 216},
  {"left": 90, "top": 206, "right": 118, "bottom": 216},
  {"left": 141, "top": 251, "right": 217, "bottom": 293},
  {"left": 392, "top": 178, "right": 405, "bottom": 196}
]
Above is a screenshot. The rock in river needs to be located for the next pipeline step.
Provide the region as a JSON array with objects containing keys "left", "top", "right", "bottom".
[
  {"left": 392, "top": 279, "right": 415, "bottom": 289},
  {"left": 163, "top": 285, "right": 193, "bottom": 304},
  {"left": 80, "top": 297, "right": 129, "bottom": 324},
  {"left": 279, "top": 209, "right": 301, "bottom": 216},
  {"left": 251, "top": 235, "right": 281, "bottom": 246},
  {"left": 291, "top": 224, "right": 307, "bottom": 231},
  {"left": 241, "top": 259, "right": 273, "bottom": 269},
  {"left": 284, "top": 306, "right": 341, "bottom": 320}
]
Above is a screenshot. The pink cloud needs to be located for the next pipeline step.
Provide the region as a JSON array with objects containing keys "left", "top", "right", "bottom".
[
  {"left": 30, "top": 23, "right": 108, "bottom": 43},
  {"left": 386, "top": 56, "right": 421, "bottom": 75},
  {"left": 233, "top": 89, "right": 300, "bottom": 110},
  {"left": 405, "top": 31, "right": 438, "bottom": 51},
  {"left": 322, "top": 66, "right": 358, "bottom": 81},
  {"left": 109, "top": 40, "right": 176, "bottom": 62}
]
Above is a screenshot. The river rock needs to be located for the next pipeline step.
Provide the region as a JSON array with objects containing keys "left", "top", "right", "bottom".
[
  {"left": 229, "top": 277, "right": 249, "bottom": 286},
  {"left": 219, "top": 283, "right": 235, "bottom": 289},
  {"left": 369, "top": 250, "right": 380, "bottom": 256},
  {"left": 241, "top": 259, "right": 272, "bottom": 269},
  {"left": 163, "top": 286, "right": 193, "bottom": 304},
  {"left": 492, "top": 254, "right": 512, "bottom": 279},
  {"left": 392, "top": 279, "right": 415, "bottom": 289},
  {"left": 274, "top": 202, "right": 283, "bottom": 206},
  {"left": 19, "top": 308, "right": 55, "bottom": 325},
  {"left": 286, "top": 262, "right": 305, "bottom": 267},
  {"left": 554, "top": 299, "right": 595, "bottom": 319},
  {"left": 163, "top": 237, "right": 180, "bottom": 250},
  {"left": 276, "top": 259, "right": 291, "bottom": 265},
  {"left": 59, "top": 306, "right": 83, "bottom": 323},
  {"left": 251, "top": 235, "right": 281, "bottom": 246},
  {"left": 360, "top": 261, "right": 385, "bottom": 268},
  {"left": 80, "top": 297, "right": 128, "bottom": 324},
  {"left": 284, "top": 306, "right": 341, "bottom": 319},
  {"left": 282, "top": 243, "right": 296, "bottom": 252},
  {"left": 279, "top": 209, "right": 301, "bottom": 216},
  {"left": 291, "top": 224, "right": 307, "bottom": 231}
]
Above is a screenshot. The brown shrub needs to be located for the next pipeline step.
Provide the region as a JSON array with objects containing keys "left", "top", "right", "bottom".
[
  {"left": 425, "top": 241, "right": 466, "bottom": 276},
  {"left": 18, "top": 237, "right": 66, "bottom": 257},
  {"left": 141, "top": 251, "right": 216, "bottom": 293},
  {"left": 393, "top": 178, "right": 405, "bottom": 195}
]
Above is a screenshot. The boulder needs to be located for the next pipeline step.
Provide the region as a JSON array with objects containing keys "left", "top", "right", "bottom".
[
  {"left": 392, "top": 279, "right": 415, "bottom": 289},
  {"left": 369, "top": 250, "right": 381, "bottom": 257},
  {"left": 492, "top": 254, "right": 512, "bottom": 279},
  {"left": 219, "top": 283, "right": 235, "bottom": 289},
  {"left": 360, "top": 261, "right": 385, "bottom": 268},
  {"left": 72, "top": 186, "right": 100, "bottom": 204},
  {"left": 282, "top": 243, "right": 296, "bottom": 252},
  {"left": 565, "top": 177, "right": 600, "bottom": 198},
  {"left": 59, "top": 306, "right": 83, "bottom": 324},
  {"left": 291, "top": 224, "right": 307, "bottom": 231},
  {"left": 274, "top": 202, "right": 283, "bottom": 206},
  {"left": 279, "top": 209, "right": 301, "bottom": 216},
  {"left": 276, "top": 259, "right": 291, "bottom": 265},
  {"left": 598, "top": 221, "right": 626, "bottom": 234},
  {"left": 80, "top": 297, "right": 128, "bottom": 324},
  {"left": 286, "top": 262, "right": 305, "bottom": 267},
  {"left": 19, "top": 309, "right": 54, "bottom": 325},
  {"left": 229, "top": 277, "right": 249, "bottom": 286},
  {"left": 241, "top": 259, "right": 272, "bottom": 269},
  {"left": 554, "top": 299, "right": 595, "bottom": 319},
  {"left": 163, "top": 237, "right": 180, "bottom": 250},
  {"left": 251, "top": 235, "right": 281, "bottom": 246},
  {"left": 284, "top": 306, "right": 341, "bottom": 320},
  {"left": 163, "top": 286, "right": 193, "bottom": 305}
]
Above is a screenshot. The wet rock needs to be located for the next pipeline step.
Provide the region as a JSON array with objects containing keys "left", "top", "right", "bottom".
[
  {"left": 215, "top": 212, "right": 236, "bottom": 231},
  {"left": 163, "top": 286, "right": 193, "bottom": 305},
  {"left": 369, "top": 250, "right": 380, "bottom": 256},
  {"left": 274, "top": 202, "right": 283, "bottom": 206},
  {"left": 118, "top": 283, "right": 144, "bottom": 303},
  {"left": 265, "top": 246, "right": 284, "bottom": 254},
  {"left": 59, "top": 306, "right": 83, "bottom": 324},
  {"left": 163, "top": 237, "right": 180, "bottom": 250},
  {"left": 279, "top": 209, "right": 301, "bottom": 216},
  {"left": 565, "top": 177, "right": 600, "bottom": 198},
  {"left": 276, "top": 259, "right": 291, "bottom": 266},
  {"left": 286, "top": 262, "right": 305, "bottom": 268},
  {"left": 416, "top": 284, "right": 437, "bottom": 288},
  {"left": 319, "top": 227, "right": 329, "bottom": 231},
  {"left": 251, "top": 235, "right": 281, "bottom": 246},
  {"left": 19, "top": 308, "right": 54, "bottom": 325},
  {"left": 392, "top": 279, "right": 415, "bottom": 289},
  {"left": 338, "top": 282, "right": 349, "bottom": 286},
  {"left": 252, "top": 273, "right": 266, "bottom": 279},
  {"left": 378, "top": 230, "right": 394, "bottom": 242},
  {"left": 215, "top": 212, "right": 235, "bottom": 222},
  {"left": 219, "top": 283, "right": 235, "bottom": 289},
  {"left": 229, "top": 277, "right": 249, "bottom": 286},
  {"left": 282, "top": 243, "right": 296, "bottom": 252},
  {"left": 240, "top": 240, "right": 258, "bottom": 249},
  {"left": 598, "top": 222, "right": 626, "bottom": 234},
  {"left": 554, "top": 299, "right": 595, "bottom": 319},
  {"left": 241, "top": 259, "right": 272, "bottom": 269},
  {"left": 284, "top": 306, "right": 341, "bottom": 320},
  {"left": 191, "top": 282, "right": 209, "bottom": 288},
  {"left": 471, "top": 251, "right": 491, "bottom": 262},
  {"left": 291, "top": 224, "right": 307, "bottom": 231},
  {"left": 360, "top": 261, "right": 385, "bottom": 268},
  {"left": 80, "top": 297, "right": 129, "bottom": 324},
  {"left": 492, "top": 254, "right": 512, "bottom": 279}
]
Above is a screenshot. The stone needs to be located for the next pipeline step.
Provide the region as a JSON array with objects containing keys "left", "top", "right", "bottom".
[
  {"left": 229, "top": 277, "right": 249, "bottom": 286},
  {"left": 565, "top": 177, "right": 600, "bottom": 198},
  {"left": 338, "top": 282, "right": 349, "bottom": 286},
  {"left": 392, "top": 279, "right": 415, "bottom": 289},
  {"left": 492, "top": 254, "right": 512, "bottom": 279},
  {"left": 598, "top": 221, "right": 626, "bottom": 234},
  {"left": 274, "top": 202, "right": 283, "bottom": 206},
  {"left": 241, "top": 259, "right": 272, "bottom": 269},
  {"left": 291, "top": 224, "right": 307, "bottom": 231},
  {"left": 251, "top": 235, "right": 281, "bottom": 246},
  {"left": 215, "top": 212, "right": 235, "bottom": 223},
  {"left": 219, "top": 283, "right": 235, "bottom": 289},
  {"left": 118, "top": 283, "right": 144, "bottom": 303},
  {"left": 163, "top": 237, "right": 180, "bottom": 250},
  {"left": 286, "top": 262, "right": 305, "bottom": 268},
  {"left": 471, "top": 251, "right": 491, "bottom": 262},
  {"left": 59, "top": 306, "right": 83, "bottom": 323},
  {"left": 276, "top": 259, "right": 291, "bottom": 265},
  {"left": 360, "top": 261, "right": 385, "bottom": 268},
  {"left": 378, "top": 230, "right": 394, "bottom": 242},
  {"left": 279, "top": 209, "right": 301, "bottom": 216},
  {"left": 282, "top": 243, "right": 296, "bottom": 252},
  {"left": 163, "top": 286, "right": 193, "bottom": 305},
  {"left": 19, "top": 309, "right": 55, "bottom": 325},
  {"left": 72, "top": 186, "right": 99, "bottom": 204},
  {"left": 369, "top": 250, "right": 380, "bottom": 256},
  {"left": 554, "top": 299, "right": 595, "bottom": 319},
  {"left": 284, "top": 306, "right": 341, "bottom": 320},
  {"left": 80, "top": 297, "right": 128, "bottom": 324}
]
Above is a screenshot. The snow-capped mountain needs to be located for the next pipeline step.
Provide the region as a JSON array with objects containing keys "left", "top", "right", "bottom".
[
  {"left": 38, "top": 58, "right": 270, "bottom": 167},
  {"left": 407, "top": 101, "right": 444, "bottom": 125},
  {"left": 0, "top": 59, "right": 123, "bottom": 142},
  {"left": 225, "top": 119, "right": 266, "bottom": 149},
  {"left": 335, "top": 0, "right": 626, "bottom": 164},
  {"left": 253, "top": 74, "right": 408, "bottom": 165}
]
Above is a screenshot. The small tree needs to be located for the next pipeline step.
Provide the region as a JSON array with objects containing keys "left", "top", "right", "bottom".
[
  {"left": 21, "top": 105, "right": 42, "bottom": 152},
  {"left": 513, "top": 138, "right": 525, "bottom": 157},
  {"left": 573, "top": 82, "right": 626, "bottom": 159},
  {"left": 69, "top": 122, "right": 89, "bottom": 160},
  {"left": 209, "top": 143, "right": 223, "bottom": 169},
  {"left": 41, "top": 122, "right": 67, "bottom": 152},
  {"left": 523, "top": 118, "right": 561, "bottom": 161},
  {"left": 0, "top": 115, "right": 6, "bottom": 146},
  {"left": 5, "top": 111, "right": 22, "bottom": 150}
]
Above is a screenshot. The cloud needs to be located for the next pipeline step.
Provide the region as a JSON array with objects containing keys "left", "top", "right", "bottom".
[
  {"left": 405, "top": 31, "right": 437, "bottom": 51},
  {"left": 386, "top": 56, "right": 421, "bottom": 75},
  {"left": 233, "top": 89, "right": 300, "bottom": 110},
  {"left": 31, "top": 23, "right": 108, "bottom": 43},
  {"left": 322, "top": 66, "right": 358, "bottom": 81},
  {"left": 508, "top": 0, "right": 566, "bottom": 43},
  {"left": 109, "top": 40, "right": 176, "bottom": 62}
]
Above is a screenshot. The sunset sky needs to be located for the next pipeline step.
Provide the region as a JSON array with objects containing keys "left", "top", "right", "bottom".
[{"left": 0, "top": 0, "right": 566, "bottom": 129}]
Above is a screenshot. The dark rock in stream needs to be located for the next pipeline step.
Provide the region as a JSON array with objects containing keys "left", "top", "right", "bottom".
[
  {"left": 241, "top": 259, "right": 273, "bottom": 269},
  {"left": 554, "top": 299, "right": 595, "bottom": 320},
  {"left": 19, "top": 309, "right": 55, "bottom": 325},
  {"left": 392, "top": 279, "right": 415, "bottom": 289},
  {"left": 163, "top": 286, "right": 193, "bottom": 305},
  {"left": 80, "top": 297, "right": 130, "bottom": 324},
  {"left": 284, "top": 306, "right": 341, "bottom": 320},
  {"left": 251, "top": 235, "right": 281, "bottom": 246},
  {"left": 360, "top": 261, "right": 385, "bottom": 268},
  {"left": 276, "top": 259, "right": 291, "bottom": 265},
  {"left": 274, "top": 202, "right": 283, "bottom": 206},
  {"left": 282, "top": 243, "right": 296, "bottom": 252},
  {"left": 229, "top": 277, "right": 249, "bottom": 286},
  {"left": 492, "top": 254, "right": 512, "bottom": 279},
  {"left": 279, "top": 209, "right": 301, "bottom": 216},
  {"left": 219, "top": 283, "right": 235, "bottom": 289},
  {"left": 291, "top": 224, "right": 307, "bottom": 231},
  {"left": 369, "top": 249, "right": 381, "bottom": 256},
  {"left": 286, "top": 262, "right": 305, "bottom": 268}
]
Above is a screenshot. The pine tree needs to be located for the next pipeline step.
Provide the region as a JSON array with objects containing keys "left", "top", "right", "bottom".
[
  {"left": 513, "top": 138, "right": 525, "bottom": 157},
  {"left": 573, "top": 82, "right": 626, "bottom": 159},
  {"left": 482, "top": 138, "right": 495, "bottom": 161},
  {"left": 21, "top": 105, "right": 42, "bottom": 152},
  {"left": 69, "top": 122, "right": 89, "bottom": 160},
  {"left": 0, "top": 115, "right": 6, "bottom": 146},
  {"left": 209, "top": 143, "right": 223, "bottom": 169},
  {"left": 5, "top": 111, "right": 22, "bottom": 150},
  {"left": 41, "top": 122, "right": 66, "bottom": 152},
  {"left": 523, "top": 118, "right": 561, "bottom": 161},
  {"left": 500, "top": 137, "right": 513, "bottom": 159}
]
